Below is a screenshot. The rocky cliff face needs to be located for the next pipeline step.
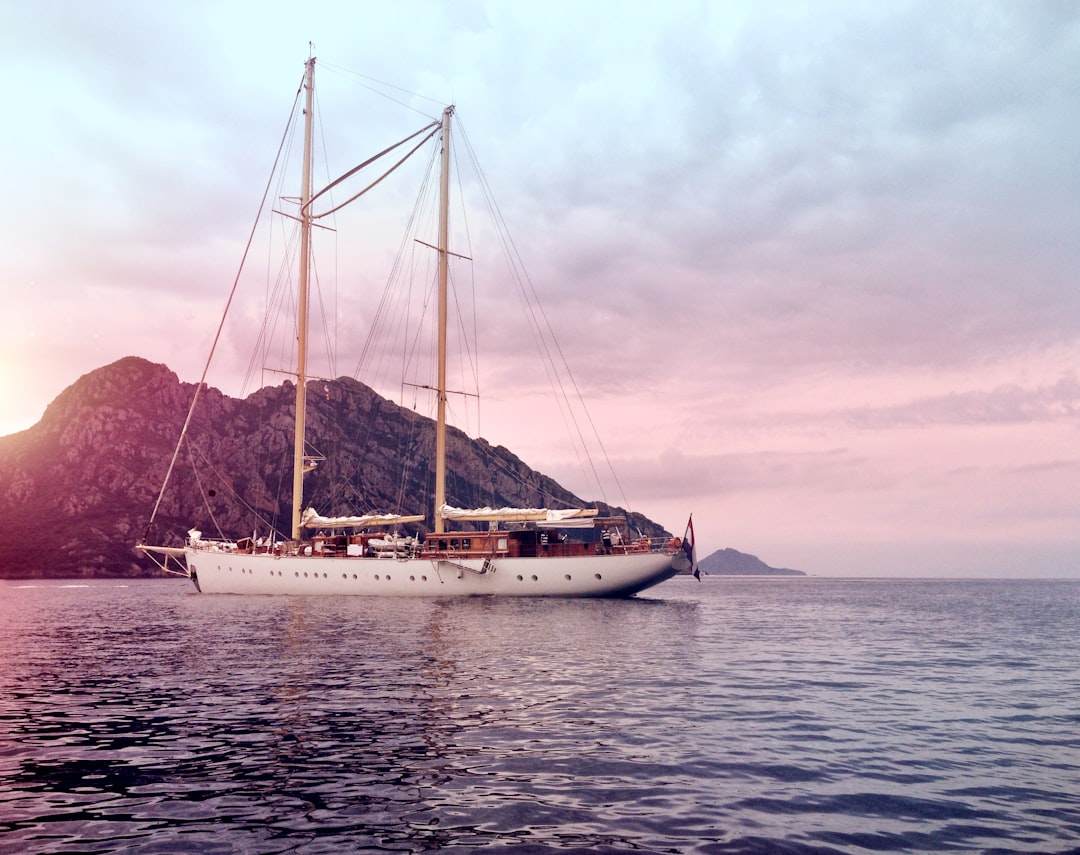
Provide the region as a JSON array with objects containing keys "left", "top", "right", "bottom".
[{"left": 0, "top": 357, "right": 669, "bottom": 579}]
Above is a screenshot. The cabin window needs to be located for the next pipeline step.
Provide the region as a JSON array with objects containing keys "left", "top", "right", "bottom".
[
  {"left": 497, "top": 538, "right": 508, "bottom": 551},
  {"left": 462, "top": 538, "right": 471, "bottom": 549},
  {"left": 439, "top": 539, "right": 448, "bottom": 550}
]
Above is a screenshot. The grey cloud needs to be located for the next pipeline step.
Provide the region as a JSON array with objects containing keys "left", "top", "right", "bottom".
[{"left": 844, "top": 374, "right": 1080, "bottom": 429}]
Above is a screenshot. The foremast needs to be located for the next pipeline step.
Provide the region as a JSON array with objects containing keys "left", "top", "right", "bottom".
[
  {"left": 434, "top": 106, "right": 453, "bottom": 535},
  {"left": 292, "top": 56, "right": 316, "bottom": 541}
]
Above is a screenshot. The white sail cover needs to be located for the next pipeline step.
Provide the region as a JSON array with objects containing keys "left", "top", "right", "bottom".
[
  {"left": 301, "top": 508, "right": 425, "bottom": 529},
  {"left": 439, "top": 505, "right": 598, "bottom": 527}
]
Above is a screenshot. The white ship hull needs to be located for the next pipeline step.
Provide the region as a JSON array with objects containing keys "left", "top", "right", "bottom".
[{"left": 187, "top": 548, "right": 683, "bottom": 598}]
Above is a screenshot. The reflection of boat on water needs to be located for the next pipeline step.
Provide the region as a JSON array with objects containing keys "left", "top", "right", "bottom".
[{"left": 139, "top": 56, "right": 692, "bottom": 596}]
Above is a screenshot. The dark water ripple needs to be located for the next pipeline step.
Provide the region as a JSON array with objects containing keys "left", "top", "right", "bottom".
[{"left": 2, "top": 578, "right": 1079, "bottom": 853}]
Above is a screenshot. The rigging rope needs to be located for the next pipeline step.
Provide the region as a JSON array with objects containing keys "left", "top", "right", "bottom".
[
  {"left": 307, "top": 121, "right": 440, "bottom": 219},
  {"left": 141, "top": 71, "right": 307, "bottom": 544},
  {"left": 187, "top": 442, "right": 287, "bottom": 541},
  {"left": 143, "top": 79, "right": 639, "bottom": 545},
  {"left": 456, "top": 118, "right": 634, "bottom": 513}
]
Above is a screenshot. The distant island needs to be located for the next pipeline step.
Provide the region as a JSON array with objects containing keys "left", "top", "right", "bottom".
[{"left": 695, "top": 547, "right": 806, "bottom": 576}]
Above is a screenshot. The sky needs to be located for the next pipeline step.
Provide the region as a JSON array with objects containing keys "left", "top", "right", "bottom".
[{"left": 2, "top": 0, "right": 1078, "bottom": 577}]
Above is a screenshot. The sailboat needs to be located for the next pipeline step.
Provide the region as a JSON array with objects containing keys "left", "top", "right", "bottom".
[{"left": 138, "top": 56, "right": 690, "bottom": 596}]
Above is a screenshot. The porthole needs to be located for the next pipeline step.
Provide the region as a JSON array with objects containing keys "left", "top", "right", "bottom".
[
  {"left": 294, "top": 572, "right": 299, "bottom": 577},
  {"left": 594, "top": 573, "right": 602, "bottom": 580},
  {"left": 375, "top": 574, "right": 380, "bottom": 581},
  {"left": 565, "top": 574, "right": 572, "bottom": 581},
  {"left": 322, "top": 573, "right": 327, "bottom": 579},
  {"left": 516, "top": 574, "right": 524, "bottom": 581},
  {"left": 352, "top": 574, "right": 357, "bottom": 579},
  {"left": 342, "top": 573, "right": 347, "bottom": 579},
  {"left": 410, "top": 575, "right": 415, "bottom": 581},
  {"left": 303, "top": 572, "right": 308, "bottom": 578},
  {"left": 531, "top": 575, "right": 538, "bottom": 582},
  {"left": 386, "top": 575, "right": 391, "bottom": 581},
  {"left": 421, "top": 575, "right": 428, "bottom": 582}
]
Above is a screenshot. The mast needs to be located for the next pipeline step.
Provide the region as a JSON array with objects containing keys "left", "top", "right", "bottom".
[
  {"left": 292, "top": 56, "right": 316, "bottom": 541},
  {"left": 434, "top": 106, "right": 453, "bottom": 534}
]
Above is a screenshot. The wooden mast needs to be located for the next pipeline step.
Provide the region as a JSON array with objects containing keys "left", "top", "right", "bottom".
[
  {"left": 291, "top": 56, "right": 316, "bottom": 541},
  {"left": 434, "top": 106, "right": 453, "bottom": 534}
]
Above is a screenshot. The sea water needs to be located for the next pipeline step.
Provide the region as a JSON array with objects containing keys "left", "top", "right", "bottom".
[{"left": 1, "top": 576, "right": 1078, "bottom": 853}]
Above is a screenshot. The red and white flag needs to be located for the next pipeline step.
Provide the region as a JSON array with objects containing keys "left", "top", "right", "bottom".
[{"left": 683, "top": 516, "right": 699, "bottom": 580}]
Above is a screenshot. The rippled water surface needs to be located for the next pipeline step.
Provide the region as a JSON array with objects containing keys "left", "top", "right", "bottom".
[{"left": 1, "top": 577, "right": 1079, "bottom": 853}]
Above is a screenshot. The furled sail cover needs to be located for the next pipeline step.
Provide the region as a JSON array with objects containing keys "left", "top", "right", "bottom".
[
  {"left": 439, "top": 505, "right": 598, "bottom": 527},
  {"left": 301, "top": 508, "right": 426, "bottom": 529}
]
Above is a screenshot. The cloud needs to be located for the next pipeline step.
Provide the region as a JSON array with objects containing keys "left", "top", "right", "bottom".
[{"left": 840, "top": 373, "right": 1080, "bottom": 429}]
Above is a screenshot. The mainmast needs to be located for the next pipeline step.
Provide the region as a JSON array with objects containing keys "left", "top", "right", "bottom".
[
  {"left": 434, "top": 106, "right": 453, "bottom": 534},
  {"left": 292, "top": 56, "right": 316, "bottom": 541}
]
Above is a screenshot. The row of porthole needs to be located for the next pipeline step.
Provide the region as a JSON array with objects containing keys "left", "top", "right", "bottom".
[
  {"left": 516, "top": 573, "right": 603, "bottom": 581},
  {"left": 242, "top": 569, "right": 435, "bottom": 582},
  {"left": 227, "top": 566, "right": 601, "bottom": 583}
]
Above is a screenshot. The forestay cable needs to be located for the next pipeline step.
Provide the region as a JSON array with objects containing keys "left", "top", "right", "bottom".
[{"left": 141, "top": 73, "right": 307, "bottom": 542}]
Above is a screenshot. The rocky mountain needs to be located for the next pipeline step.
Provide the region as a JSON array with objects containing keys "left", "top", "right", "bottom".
[
  {"left": 698, "top": 547, "right": 806, "bottom": 576},
  {"left": 0, "top": 357, "right": 673, "bottom": 579}
]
